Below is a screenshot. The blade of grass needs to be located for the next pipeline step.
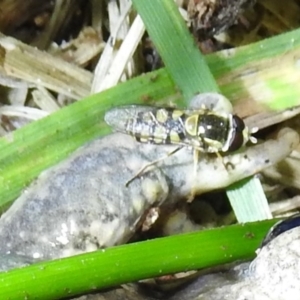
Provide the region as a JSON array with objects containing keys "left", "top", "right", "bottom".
[
  {"left": 132, "top": 0, "right": 219, "bottom": 100},
  {"left": 209, "top": 29, "right": 300, "bottom": 110},
  {"left": 227, "top": 177, "right": 273, "bottom": 222},
  {"left": 0, "top": 220, "right": 277, "bottom": 300}
]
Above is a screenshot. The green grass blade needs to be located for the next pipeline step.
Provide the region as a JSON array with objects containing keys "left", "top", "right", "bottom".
[
  {"left": 209, "top": 29, "right": 300, "bottom": 110},
  {"left": 132, "top": 0, "right": 219, "bottom": 99},
  {"left": 227, "top": 177, "right": 273, "bottom": 222},
  {"left": 0, "top": 220, "right": 277, "bottom": 300}
]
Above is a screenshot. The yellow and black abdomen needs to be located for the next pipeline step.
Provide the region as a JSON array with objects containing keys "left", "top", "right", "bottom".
[
  {"left": 105, "top": 106, "right": 187, "bottom": 145},
  {"left": 126, "top": 107, "right": 187, "bottom": 144}
]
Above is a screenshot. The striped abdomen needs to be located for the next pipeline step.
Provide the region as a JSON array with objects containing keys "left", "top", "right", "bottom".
[{"left": 125, "top": 108, "right": 186, "bottom": 144}]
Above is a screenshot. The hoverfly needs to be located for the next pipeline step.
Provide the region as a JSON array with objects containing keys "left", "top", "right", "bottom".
[{"left": 105, "top": 105, "right": 257, "bottom": 195}]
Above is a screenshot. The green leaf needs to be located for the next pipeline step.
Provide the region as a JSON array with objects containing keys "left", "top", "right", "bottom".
[
  {"left": 132, "top": 0, "right": 219, "bottom": 99},
  {"left": 227, "top": 177, "right": 273, "bottom": 222},
  {"left": 0, "top": 220, "right": 277, "bottom": 300}
]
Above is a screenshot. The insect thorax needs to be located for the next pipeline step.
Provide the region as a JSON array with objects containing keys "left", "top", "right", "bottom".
[{"left": 184, "top": 113, "right": 230, "bottom": 152}]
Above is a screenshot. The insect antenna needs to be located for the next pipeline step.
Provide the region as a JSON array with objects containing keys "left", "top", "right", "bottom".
[{"left": 249, "top": 127, "right": 259, "bottom": 144}]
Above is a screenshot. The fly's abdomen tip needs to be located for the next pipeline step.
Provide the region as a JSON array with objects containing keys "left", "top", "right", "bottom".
[
  {"left": 104, "top": 107, "right": 130, "bottom": 132},
  {"left": 104, "top": 109, "right": 115, "bottom": 126}
]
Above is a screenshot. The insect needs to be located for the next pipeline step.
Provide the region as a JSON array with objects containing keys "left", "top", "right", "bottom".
[{"left": 105, "top": 105, "right": 257, "bottom": 197}]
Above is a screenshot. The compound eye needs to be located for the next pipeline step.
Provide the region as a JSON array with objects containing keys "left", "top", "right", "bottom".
[
  {"left": 232, "top": 115, "right": 245, "bottom": 132},
  {"left": 227, "top": 115, "right": 246, "bottom": 152}
]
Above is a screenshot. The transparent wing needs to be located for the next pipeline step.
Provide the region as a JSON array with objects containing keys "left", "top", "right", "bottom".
[{"left": 104, "top": 105, "right": 154, "bottom": 133}]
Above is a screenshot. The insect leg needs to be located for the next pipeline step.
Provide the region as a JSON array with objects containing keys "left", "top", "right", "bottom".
[
  {"left": 187, "top": 149, "right": 199, "bottom": 203},
  {"left": 125, "top": 146, "right": 183, "bottom": 187}
]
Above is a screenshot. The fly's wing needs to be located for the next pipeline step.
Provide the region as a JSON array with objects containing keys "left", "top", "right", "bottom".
[{"left": 104, "top": 105, "right": 155, "bottom": 133}]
